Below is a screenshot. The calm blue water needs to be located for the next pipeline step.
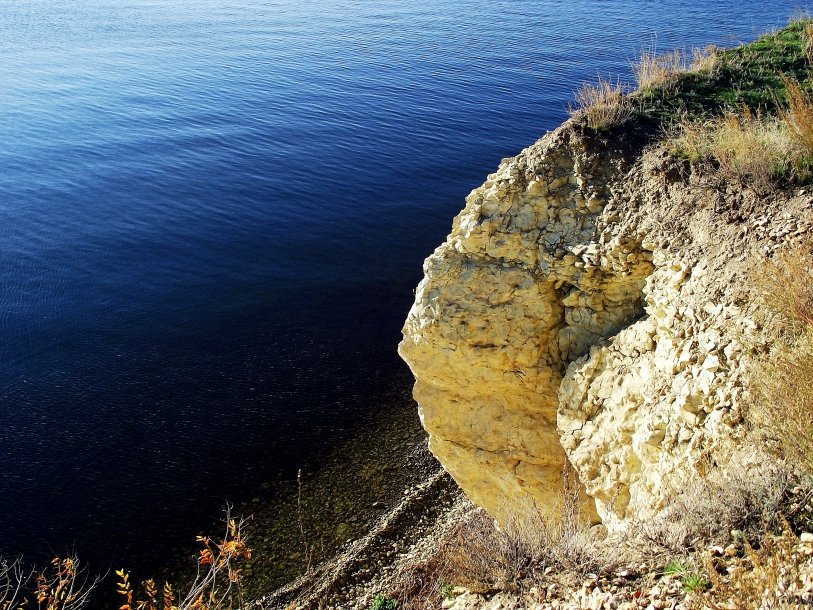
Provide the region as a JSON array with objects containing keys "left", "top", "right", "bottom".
[{"left": 0, "top": 0, "right": 804, "bottom": 572}]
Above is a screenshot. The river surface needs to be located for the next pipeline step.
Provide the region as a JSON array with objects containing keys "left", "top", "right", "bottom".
[{"left": 0, "top": 0, "right": 805, "bottom": 576}]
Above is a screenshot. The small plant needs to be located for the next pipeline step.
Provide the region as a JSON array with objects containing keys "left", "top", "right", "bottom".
[
  {"left": 570, "top": 77, "right": 633, "bottom": 130},
  {"left": 662, "top": 560, "right": 707, "bottom": 593},
  {"left": 663, "top": 559, "right": 688, "bottom": 577},
  {"left": 439, "top": 582, "right": 455, "bottom": 600},
  {"left": 680, "top": 571, "right": 709, "bottom": 593},
  {"left": 371, "top": 593, "right": 397, "bottom": 610}
]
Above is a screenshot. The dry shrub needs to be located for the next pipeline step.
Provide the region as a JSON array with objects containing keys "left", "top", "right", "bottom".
[
  {"left": 753, "top": 239, "right": 813, "bottom": 477},
  {"left": 391, "top": 508, "right": 616, "bottom": 610},
  {"left": 0, "top": 558, "right": 27, "bottom": 610},
  {"left": 387, "top": 552, "right": 448, "bottom": 610},
  {"left": 0, "top": 556, "right": 99, "bottom": 610},
  {"left": 570, "top": 77, "right": 633, "bottom": 130},
  {"left": 636, "top": 451, "right": 796, "bottom": 553},
  {"left": 635, "top": 48, "right": 686, "bottom": 91},
  {"left": 387, "top": 510, "right": 525, "bottom": 610},
  {"left": 0, "top": 512, "right": 251, "bottom": 610},
  {"left": 783, "top": 78, "right": 813, "bottom": 154},
  {"left": 695, "top": 531, "right": 813, "bottom": 609},
  {"left": 118, "top": 512, "right": 252, "bottom": 610},
  {"left": 33, "top": 558, "right": 100, "bottom": 610},
  {"left": 390, "top": 473, "right": 618, "bottom": 610},
  {"left": 438, "top": 509, "right": 538, "bottom": 594}
]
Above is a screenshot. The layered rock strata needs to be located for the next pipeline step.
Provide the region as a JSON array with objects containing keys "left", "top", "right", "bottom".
[{"left": 399, "top": 121, "right": 813, "bottom": 529}]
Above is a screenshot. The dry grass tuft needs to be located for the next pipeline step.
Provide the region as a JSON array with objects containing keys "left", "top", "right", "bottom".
[
  {"left": 690, "top": 44, "right": 721, "bottom": 74},
  {"left": 800, "top": 19, "right": 813, "bottom": 65},
  {"left": 712, "top": 110, "right": 798, "bottom": 190},
  {"left": 669, "top": 109, "right": 805, "bottom": 191},
  {"left": 783, "top": 77, "right": 813, "bottom": 153},
  {"left": 753, "top": 238, "right": 813, "bottom": 477},
  {"left": 759, "top": 237, "right": 813, "bottom": 330},
  {"left": 570, "top": 77, "right": 633, "bottom": 130},
  {"left": 635, "top": 48, "right": 686, "bottom": 91}
]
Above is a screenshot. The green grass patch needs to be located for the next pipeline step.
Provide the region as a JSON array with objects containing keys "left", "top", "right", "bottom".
[
  {"left": 372, "top": 593, "right": 397, "bottom": 610},
  {"left": 662, "top": 560, "right": 709, "bottom": 593},
  {"left": 637, "top": 20, "right": 813, "bottom": 126}
]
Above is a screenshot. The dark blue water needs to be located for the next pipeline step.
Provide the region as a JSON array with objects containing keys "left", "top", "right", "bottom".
[{"left": 0, "top": 0, "right": 805, "bottom": 571}]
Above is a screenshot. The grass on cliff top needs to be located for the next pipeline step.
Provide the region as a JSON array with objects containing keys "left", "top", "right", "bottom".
[
  {"left": 627, "top": 19, "right": 813, "bottom": 189},
  {"left": 637, "top": 19, "right": 813, "bottom": 124},
  {"left": 572, "top": 18, "right": 813, "bottom": 132}
]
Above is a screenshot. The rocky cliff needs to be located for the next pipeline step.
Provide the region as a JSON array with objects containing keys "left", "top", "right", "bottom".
[{"left": 399, "top": 119, "right": 813, "bottom": 530}]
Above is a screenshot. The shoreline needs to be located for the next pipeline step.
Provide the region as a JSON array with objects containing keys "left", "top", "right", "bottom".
[{"left": 259, "top": 449, "right": 469, "bottom": 609}]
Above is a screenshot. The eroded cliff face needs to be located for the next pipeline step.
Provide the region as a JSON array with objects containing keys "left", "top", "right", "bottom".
[{"left": 399, "top": 121, "right": 813, "bottom": 529}]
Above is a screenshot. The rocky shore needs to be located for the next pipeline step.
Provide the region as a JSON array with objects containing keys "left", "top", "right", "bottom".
[{"left": 257, "top": 441, "right": 471, "bottom": 609}]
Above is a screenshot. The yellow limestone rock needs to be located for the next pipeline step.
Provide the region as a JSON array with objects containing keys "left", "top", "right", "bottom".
[{"left": 399, "top": 126, "right": 653, "bottom": 525}]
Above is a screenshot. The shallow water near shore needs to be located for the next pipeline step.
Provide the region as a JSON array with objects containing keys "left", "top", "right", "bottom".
[{"left": 0, "top": 0, "right": 807, "bottom": 585}]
